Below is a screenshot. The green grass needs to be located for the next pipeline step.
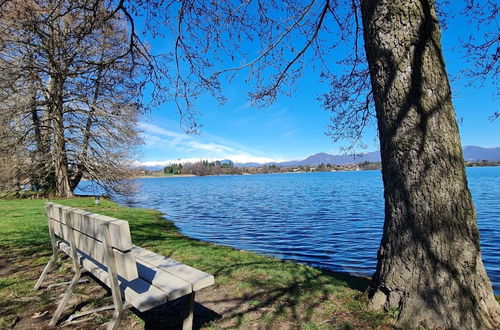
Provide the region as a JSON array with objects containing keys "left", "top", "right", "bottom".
[{"left": 0, "top": 197, "right": 388, "bottom": 329}]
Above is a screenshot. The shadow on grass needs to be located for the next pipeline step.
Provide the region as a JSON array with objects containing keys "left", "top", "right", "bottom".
[
  {"left": 211, "top": 261, "right": 374, "bottom": 328},
  {"left": 128, "top": 264, "right": 372, "bottom": 329},
  {"left": 134, "top": 299, "right": 222, "bottom": 330},
  {"left": 0, "top": 239, "right": 52, "bottom": 259}
]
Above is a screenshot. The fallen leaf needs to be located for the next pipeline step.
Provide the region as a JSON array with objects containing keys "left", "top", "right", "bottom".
[{"left": 31, "top": 311, "right": 48, "bottom": 319}]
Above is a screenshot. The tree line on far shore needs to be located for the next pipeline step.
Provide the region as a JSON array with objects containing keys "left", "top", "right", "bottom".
[
  {"left": 160, "top": 159, "right": 500, "bottom": 177},
  {"left": 160, "top": 161, "right": 381, "bottom": 176}
]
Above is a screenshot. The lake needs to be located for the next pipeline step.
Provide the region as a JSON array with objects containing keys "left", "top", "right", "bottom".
[{"left": 81, "top": 166, "right": 500, "bottom": 293}]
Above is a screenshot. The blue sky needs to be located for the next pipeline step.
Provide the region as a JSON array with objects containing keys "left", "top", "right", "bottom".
[{"left": 137, "top": 5, "right": 499, "bottom": 166}]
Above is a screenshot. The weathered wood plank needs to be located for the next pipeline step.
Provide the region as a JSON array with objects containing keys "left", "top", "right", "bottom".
[
  {"left": 46, "top": 203, "right": 133, "bottom": 251},
  {"left": 136, "top": 259, "right": 192, "bottom": 301},
  {"left": 51, "top": 219, "right": 138, "bottom": 281},
  {"left": 132, "top": 246, "right": 215, "bottom": 291},
  {"left": 58, "top": 241, "right": 166, "bottom": 312}
]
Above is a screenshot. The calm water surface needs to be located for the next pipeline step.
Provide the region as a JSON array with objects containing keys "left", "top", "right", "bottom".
[{"left": 91, "top": 167, "right": 499, "bottom": 293}]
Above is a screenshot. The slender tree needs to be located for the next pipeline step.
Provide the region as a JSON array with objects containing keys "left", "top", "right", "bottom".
[{"left": 0, "top": 0, "right": 149, "bottom": 196}]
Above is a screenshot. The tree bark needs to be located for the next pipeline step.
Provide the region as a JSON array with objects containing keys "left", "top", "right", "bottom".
[
  {"left": 360, "top": 0, "right": 500, "bottom": 328},
  {"left": 29, "top": 76, "right": 51, "bottom": 191},
  {"left": 50, "top": 76, "right": 73, "bottom": 198}
]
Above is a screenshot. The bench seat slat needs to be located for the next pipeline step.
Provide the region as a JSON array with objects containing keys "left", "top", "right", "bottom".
[
  {"left": 58, "top": 241, "right": 166, "bottom": 312},
  {"left": 47, "top": 202, "right": 133, "bottom": 251},
  {"left": 51, "top": 219, "right": 138, "bottom": 281},
  {"left": 136, "top": 259, "right": 192, "bottom": 301},
  {"left": 131, "top": 246, "right": 215, "bottom": 291}
]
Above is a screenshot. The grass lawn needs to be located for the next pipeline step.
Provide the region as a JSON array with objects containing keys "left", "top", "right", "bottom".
[{"left": 0, "top": 197, "right": 391, "bottom": 329}]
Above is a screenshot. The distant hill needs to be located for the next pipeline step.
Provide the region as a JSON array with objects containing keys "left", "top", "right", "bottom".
[
  {"left": 235, "top": 146, "right": 500, "bottom": 167},
  {"left": 462, "top": 146, "right": 500, "bottom": 161},
  {"left": 139, "top": 146, "right": 500, "bottom": 169},
  {"left": 235, "top": 151, "right": 381, "bottom": 167},
  {"left": 300, "top": 151, "right": 381, "bottom": 165}
]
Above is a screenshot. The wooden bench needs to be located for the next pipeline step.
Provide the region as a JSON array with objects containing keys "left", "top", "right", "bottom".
[{"left": 34, "top": 202, "right": 214, "bottom": 330}]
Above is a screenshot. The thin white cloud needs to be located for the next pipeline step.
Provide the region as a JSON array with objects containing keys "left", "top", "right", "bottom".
[
  {"left": 280, "top": 129, "right": 297, "bottom": 138},
  {"left": 235, "top": 101, "right": 252, "bottom": 112},
  {"left": 139, "top": 158, "right": 214, "bottom": 167},
  {"left": 187, "top": 141, "right": 235, "bottom": 153},
  {"left": 138, "top": 121, "right": 282, "bottom": 165},
  {"left": 138, "top": 153, "right": 285, "bottom": 167},
  {"left": 138, "top": 122, "right": 185, "bottom": 139},
  {"left": 223, "top": 153, "right": 285, "bottom": 164},
  {"left": 142, "top": 133, "right": 170, "bottom": 146}
]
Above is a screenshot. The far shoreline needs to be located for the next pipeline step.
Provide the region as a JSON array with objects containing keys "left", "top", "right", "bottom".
[
  {"left": 130, "top": 169, "right": 375, "bottom": 179},
  {"left": 131, "top": 163, "right": 499, "bottom": 179},
  {"left": 132, "top": 174, "right": 196, "bottom": 179}
]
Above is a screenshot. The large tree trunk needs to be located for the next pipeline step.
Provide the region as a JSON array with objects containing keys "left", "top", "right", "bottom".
[
  {"left": 53, "top": 110, "right": 72, "bottom": 197},
  {"left": 29, "top": 78, "right": 50, "bottom": 191},
  {"left": 50, "top": 77, "right": 73, "bottom": 198},
  {"left": 360, "top": 0, "right": 500, "bottom": 328}
]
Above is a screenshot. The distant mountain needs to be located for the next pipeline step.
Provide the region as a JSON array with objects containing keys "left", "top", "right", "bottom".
[
  {"left": 235, "top": 151, "right": 381, "bottom": 167},
  {"left": 235, "top": 146, "right": 500, "bottom": 168},
  {"left": 139, "top": 146, "right": 500, "bottom": 169},
  {"left": 300, "top": 151, "right": 381, "bottom": 165},
  {"left": 138, "top": 165, "right": 165, "bottom": 170},
  {"left": 235, "top": 162, "right": 268, "bottom": 167},
  {"left": 462, "top": 146, "right": 500, "bottom": 161}
]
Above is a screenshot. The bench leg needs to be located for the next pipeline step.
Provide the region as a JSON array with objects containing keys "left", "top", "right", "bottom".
[
  {"left": 107, "top": 302, "right": 131, "bottom": 330},
  {"left": 33, "top": 250, "right": 59, "bottom": 290},
  {"left": 182, "top": 292, "right": 195, "bottom": 330},
  {"left": 107, "top": 308, "right": 124, "bottom": 330},
  {"left": 49, "top": 272, "right": 81, "bottom": 326}
]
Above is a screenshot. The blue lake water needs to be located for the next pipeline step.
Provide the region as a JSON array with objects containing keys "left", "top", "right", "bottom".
[{"left": 79, "top": 166, "right": 500, "bottom": 293}]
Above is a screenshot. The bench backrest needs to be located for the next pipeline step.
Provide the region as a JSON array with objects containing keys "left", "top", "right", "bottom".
[{"left": 46, "top": 202, "right": 138, "bottom": 281}]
